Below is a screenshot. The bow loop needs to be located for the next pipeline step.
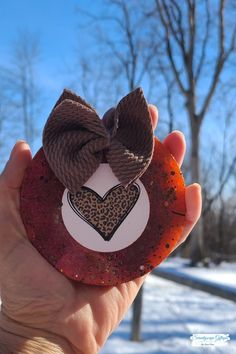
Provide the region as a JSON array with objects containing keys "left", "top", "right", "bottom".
[
  {"left": 106, "top": 88, "right": 153, "bottom": 186},
  {"left": 43, "top": 88, "right": 154, "bottom": 193},
  {"left": 43, "top": 95, "right": 109, "bottom": 193}
]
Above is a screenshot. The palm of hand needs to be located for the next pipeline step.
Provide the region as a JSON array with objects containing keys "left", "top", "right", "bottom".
[
  {"left": 0, "top": 172, "right": 140, "bottom": 353},
  {"left": 0, "top": 108, "right": 201, "bottom": 353}
]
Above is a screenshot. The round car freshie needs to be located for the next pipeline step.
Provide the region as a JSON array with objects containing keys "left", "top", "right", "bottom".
[{"left": 20, "top": 137, "right": 186, "bottom": 285}]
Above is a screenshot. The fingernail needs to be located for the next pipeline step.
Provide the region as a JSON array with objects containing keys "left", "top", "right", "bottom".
[
  {"left": 172, "top": 130, "right": 185, "bottom": 139},
  {"left": 148, "top": 104, "right": 158, "bottom": 112},
  {"left": 192, "top": 183, "right": 202, "bottom": 192}
]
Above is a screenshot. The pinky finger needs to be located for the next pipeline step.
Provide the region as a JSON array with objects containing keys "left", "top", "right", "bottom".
[{"left": 174, "top": 183, "right": 202, "bottom": 250}]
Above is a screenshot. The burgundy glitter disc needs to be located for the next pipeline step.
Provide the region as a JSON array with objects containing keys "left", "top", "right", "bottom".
[{"left": 20, "top": 137, "right": 186, "bottom": 285}]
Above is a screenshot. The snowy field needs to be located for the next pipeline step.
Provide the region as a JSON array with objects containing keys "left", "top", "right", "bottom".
[
  {"left": 157, "top": 257, "right": 236, "bottom": 292},
  {"left": 101, "top": 275, "right": 236, "bottom": 354}
]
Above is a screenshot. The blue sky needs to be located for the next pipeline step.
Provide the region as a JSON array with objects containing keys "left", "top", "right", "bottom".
[
  {"left": 0, "top": 0, "right": 235, "bottom": 179},
  {"left": 0, "top": 0, "right": 187, "bottom": 140},
  {"left": 1, "top": 0, "right": 77, "bottom": 68},
  {"left": 0, "top": 0, "right": 106, "bottom": 154},
  {"left": 0, "top": 0, "right": 100, "bottom": 64}
]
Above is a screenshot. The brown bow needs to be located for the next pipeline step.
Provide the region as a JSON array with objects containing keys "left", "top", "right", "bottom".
[{"left": 42, "top": 88, "right": 154, "bottom": 193}]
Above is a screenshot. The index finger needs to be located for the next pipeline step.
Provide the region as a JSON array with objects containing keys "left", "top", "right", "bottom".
[{"left": 1, "top": 141, "right": 32, "bottom": 191}]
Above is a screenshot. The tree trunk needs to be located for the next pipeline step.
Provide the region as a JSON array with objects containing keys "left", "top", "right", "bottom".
[
  {"left": 131, "top": 285, "right": 143, "bottom": 341},
  {"left": 218, "top": 194, "right": 225, "bottom": 261},
  {"left": 189, "top": 118, "right": 204, "bottom": 265}
]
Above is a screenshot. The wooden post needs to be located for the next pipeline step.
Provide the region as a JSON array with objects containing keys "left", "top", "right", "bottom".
[{"left": 131, "top": 285, "right": 143, "bottom": 341}]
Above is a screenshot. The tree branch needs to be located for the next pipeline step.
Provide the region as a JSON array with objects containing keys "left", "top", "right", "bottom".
[
  {"left": 121, "top": 1, "right": 137, "bottom": 90},
  {"left": 169, "top": 0, "right": 186, "bottom": 53},
  {"left": 187, "top": 0, "right": 196, "bottom": 80},
  {"left": 195, "top": 0, "right": 210, "bottom": 82},
  {"left": 155, "top": 0, "right": 187, "bottom": 95},
  {"left": 203, "top": 156, "right": 236, "bottom": 216},
  {"left": 162, "top": 1, "right": 184, "bottom": 51},
  {"left": 199, "top": 0, "right": 226, "bottom": 120}
]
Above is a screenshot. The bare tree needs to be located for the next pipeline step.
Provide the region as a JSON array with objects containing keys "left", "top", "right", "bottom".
[
  {"left": 0, "top": 83, "right": 19, "bottom": 166},
  {"left": 78, "top": 0, "right": 158, "bottom": 95},
  {"left": 0, "top": 31, "right": 41, "bottom": 150},
  {"left": 148, "top": 0, "right": 236, "bottom": 264},
  {"left": 202, "top": 97, "right": 236, "bottom": 263}
]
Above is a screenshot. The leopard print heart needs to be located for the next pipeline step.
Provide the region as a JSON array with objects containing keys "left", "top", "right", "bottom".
[{"left": 67, "top": 184, "right": 140, "bottom": 241}]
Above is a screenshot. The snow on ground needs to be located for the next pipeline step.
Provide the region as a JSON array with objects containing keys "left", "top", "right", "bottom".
[
  {"left": 157, "top": 257, "right": 236, "bottom": 292},
  {"left": 100, "top": 275, "right": 236, "bottom": 354}
]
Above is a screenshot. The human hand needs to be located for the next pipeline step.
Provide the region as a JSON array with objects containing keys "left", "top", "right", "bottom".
[{"left": 0, "top": 105, "right": 201, "bottom": 354}]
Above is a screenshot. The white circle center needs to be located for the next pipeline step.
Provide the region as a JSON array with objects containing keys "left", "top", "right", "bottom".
[{"left": 61, "top": 164, "right": 150, "bottom": 252}]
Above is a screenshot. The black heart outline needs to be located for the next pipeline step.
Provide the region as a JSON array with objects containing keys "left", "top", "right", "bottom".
[{"left": 67, "top": 183, "right": 140, "bottom": 241}]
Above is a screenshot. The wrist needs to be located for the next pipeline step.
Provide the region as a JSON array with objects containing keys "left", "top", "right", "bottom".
[{"left": 0, "top": 312, "right": 78, "bottom": 354}]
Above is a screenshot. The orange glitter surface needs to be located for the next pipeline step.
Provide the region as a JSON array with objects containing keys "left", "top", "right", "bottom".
[{"left": 20, "top": 137, "right": 186, "bottom": 285}]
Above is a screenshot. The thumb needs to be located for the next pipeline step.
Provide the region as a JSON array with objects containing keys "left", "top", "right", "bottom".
[
  {"left": 1, "top": 141, "right": 32, "bottom": 190},
  {"left": 148, "top": 104, "right": 158, "bottom": 131}
]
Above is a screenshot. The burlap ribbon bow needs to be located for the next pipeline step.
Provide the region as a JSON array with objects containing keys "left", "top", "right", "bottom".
[{"left": 43, "top": 87, "right": 154, "bottom": 193}]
